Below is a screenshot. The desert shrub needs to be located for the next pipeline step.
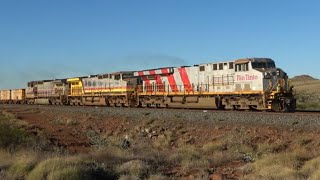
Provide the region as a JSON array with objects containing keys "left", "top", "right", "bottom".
[
  {"left": 300, "top": 156, "right": 320, "bottom": 178},
  {"left": 48, "top": 166, "right": 89, "bottom": 180},
  {"left": 310, "top": 170, "right": 320, "bottom": 180},
  {"left": 27, "top": 156, "right": 115, "bottom": 180},
  {"left": 148, "top": 174, "right": 167, "bottom": 180},
  {"left": 89, "top": 147, "right": 133, "bottom": 166},
  {"left": 188, "top": 170, "right": 210, "bottom": 180},
  {"left": 244, "top": 150, "right": 313, "bottom": 179},
  {"left": 118, "top": 174, "right": 139, "bottom": 180},
  {"left": 6, "top": 152, "right": 38, "bottom": 179},
  {"left": 256, "top": 142, "right": 277, "bottom": 155},
  {"left": 255, "top": 153, "right": 298, "bottom": 170},
  {"left": 202, "top": 141, "right": 227, "bottom": 153},
  {"left": 1, "top": 111, "right": 17, "bottom": 119},
  {"left": 116, "top": 160, "right": 149, "bottom": 178},
  {"left": 298, "top": 138, "right": 313, "bottom": 146},
  {"left": 0, "top": 150, "right": 13, "bottom": 169},
  {"left": 0, "top": 122, "right": 28, "bottom": 150},
  {"left": 50, "top": 117, "right": 79, "bottom": 126},
  {"left": 166, "top": 146, "right": 210, "bottom": 172},
  {"left": 152, "top": 130, "right": 176, "bottom": 149},
  {"left": 181, "top": 158, "right": 209, "bottom": 172},
  {"left": 242, "top": 165, "right": 297, "bottom": 180},
  {"left": 208, "top": 151, "right": 239, "bottom": 166},
  {"left": 168, "top": 147, "right": 201, "bottom": 165},
  {"left": 229, "top": 143, "right": 255, "bottom": 155}
]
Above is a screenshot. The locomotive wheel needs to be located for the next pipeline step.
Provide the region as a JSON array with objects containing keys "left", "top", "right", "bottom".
[{"left": 271, "top": 100, "right": 281, "bottom": 112}]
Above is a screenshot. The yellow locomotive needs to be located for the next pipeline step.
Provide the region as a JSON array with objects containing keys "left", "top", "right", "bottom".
[{"left": 67, "top": 71, "right": 138, "bottom": 106}]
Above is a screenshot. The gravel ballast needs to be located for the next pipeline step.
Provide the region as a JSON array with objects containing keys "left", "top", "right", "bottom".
[{"left": 1, "top": 104, "right": 319, "bottom": 130}]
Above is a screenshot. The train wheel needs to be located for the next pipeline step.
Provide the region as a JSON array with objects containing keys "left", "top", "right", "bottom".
[{"left": 271, "top": 100, "right": 281, "bottom": 112}]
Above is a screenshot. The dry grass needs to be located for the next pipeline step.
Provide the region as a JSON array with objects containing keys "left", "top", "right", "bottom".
[
  {"left": 242, "top": 148, "right": 316, "bottom": 179},
  {"left": 0, "top": 149, "right": 42, "bottom": 179},
  {"left": 147, "top": 174, "right": 167, "bottom": 180},
  {"left": 50, "top": 117, "right": 79, "bottom": 126},
  {"left": 165, "top": 146, "right": 211, "bottom": 174},
  {"left": 4, "top": 107, "right": 320, "bottom": 179},
  {"left": 291, "top": 79, "right": 320, "bottom": 110},
  {"left": 0, "top": 150, "right": 13, "bottom": 169},
  {"left": 202, "top": 136, "right": 253, "bottom": 166},
  {"left": 6, "top": 151, "right": 38, "bottom": 179},
  {"left": 209, "top": 151, "right": 239, "bottom": 166},
  {"left": 26, "top": 156, "right": 81, "bottom": 180},
  {"left": 202, "top": 140, "right": 227, "bottom": 153},
  {"left": 116, "top": 160, "right": 149, "bottom": 178},
  {"left": 310, "top": 171, "right": 320, "bottom": 180},
  {"left": 0, "top": 115, "right": 30, "bottom": 151},
  {"left": 1, "top": 111, "right": 18, "bottom": 119},
  {"left": 118, "top": 174, "right": 139, "bottom": 180},
  {"left": 300, "top": 156, "right": 320, "bottom": 178},
  {"left": 167, "top": 146, "right": 200, "bottom": 165},
  {"left": 243, "top": 154, "right": 320, "bottom": 179},
  {"left": 26, "top": 156, "right": 116, "bottom": 180},
  {"left": 152, "top": 130, "right": 176, "bottom": 149}
]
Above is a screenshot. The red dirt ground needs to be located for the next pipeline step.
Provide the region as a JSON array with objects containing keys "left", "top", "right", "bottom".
[{"left": 2, "top": 106, "right": 320, "bottom": 179}]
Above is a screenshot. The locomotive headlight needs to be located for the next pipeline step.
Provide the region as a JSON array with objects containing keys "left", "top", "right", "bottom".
[
  {"left": 264, "top": 72, "right": 271, "bottom": 79},
  {"left": 277, "top": 70, "right": 280, "bottom": 76}
]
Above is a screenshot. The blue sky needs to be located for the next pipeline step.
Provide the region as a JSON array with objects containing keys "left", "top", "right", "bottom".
[{"left": 0, "top": 0, "right": 319, "bottom": 88}]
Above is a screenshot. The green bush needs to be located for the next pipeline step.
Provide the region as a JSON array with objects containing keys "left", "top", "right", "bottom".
[{"left": 0, "top": 122, "right": 28, "bottom": 150}]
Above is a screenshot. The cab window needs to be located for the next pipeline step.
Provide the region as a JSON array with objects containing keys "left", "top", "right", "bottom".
[
  {"left": 122, "top": 73, "right": 134, "bottom": 79},
  {"left": 252, "top": 62, "right": 265, "bottom": 69},
  {"left": 235, "top": 63, "right": 249, "bottom": 72},
  {"left": 213, "top": 64, "right": 218, "bottom": 70},
  {"left": 199, "top": 66, "right": 205, "bottom": 71},
  {"left": 229, "top": 62, "right": 234, "bottom": 69},
  {"left": 114, "top": 74, "right": 121, "bottom": 80}
]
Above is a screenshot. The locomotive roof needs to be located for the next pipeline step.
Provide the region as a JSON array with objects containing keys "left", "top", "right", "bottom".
[
  {"left": 196, "top": 58, "right": 274, "bottom": 66},
  {"left": 235, "top": 58, "right": 274, "bottom": 64},
  {"left": 134, "top": 67, "right": 175, "bottom": 72},
  {"left": 93, "top": 71, "right": 134, "bottom": 76},
  {"left": 28, "top": 79, "right": 67, "bottom": 84},
  {"left": 111, "top": 71, "right": 135, "bottom": 74}
]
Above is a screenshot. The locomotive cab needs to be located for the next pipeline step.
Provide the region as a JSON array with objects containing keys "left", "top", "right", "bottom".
[
  {"left": 233, "top": 58, "right": 295, "bottom": 112},
  {"left": 250, "top": 58, "right": 295, "bottom": 112}
]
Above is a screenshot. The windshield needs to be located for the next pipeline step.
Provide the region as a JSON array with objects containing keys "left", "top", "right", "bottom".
[{"left": 252, "top": 61, "right": 275, "bottom": 69}]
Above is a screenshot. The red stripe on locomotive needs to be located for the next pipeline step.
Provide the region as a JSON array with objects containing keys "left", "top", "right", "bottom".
[
  {"left": 178, "top": 67, "right": 192, "bottom": 92},
  {"left": 149, "top": 70, "right": 165, "bottom": 92},
  {"left": 161, "top": 69, "right": 178, "bottom": 92}
]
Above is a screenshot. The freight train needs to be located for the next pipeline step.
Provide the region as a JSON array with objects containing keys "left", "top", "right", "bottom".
[{"left": 0, "top": 58, "right": 296, "bottom": 112}]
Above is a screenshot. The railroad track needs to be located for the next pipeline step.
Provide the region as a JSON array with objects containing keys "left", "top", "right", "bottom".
[{"left": 1, "top": 104, "right": 320, "bottom": 116}]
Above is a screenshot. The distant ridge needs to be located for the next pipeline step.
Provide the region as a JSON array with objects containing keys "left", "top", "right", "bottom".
[{"left": 291, "top": 75, "right": 318, "bottom": 81}]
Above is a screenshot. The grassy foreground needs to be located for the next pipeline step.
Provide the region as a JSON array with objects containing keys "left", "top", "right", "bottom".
[{"left": 1, "top": 111, "right": 320, "bottom": 179}]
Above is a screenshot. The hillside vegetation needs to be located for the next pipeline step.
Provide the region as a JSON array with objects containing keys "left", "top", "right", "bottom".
[
  {"left": 1, "top": 105, "right": 320, "bottom": 179},
  {"left": 291, "top": 75, "right": 320, "bottom": 110}
]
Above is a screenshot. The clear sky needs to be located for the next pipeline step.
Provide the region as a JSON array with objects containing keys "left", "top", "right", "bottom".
[{"left": 0, "top": 0, "right": 319, "bottom": 88}]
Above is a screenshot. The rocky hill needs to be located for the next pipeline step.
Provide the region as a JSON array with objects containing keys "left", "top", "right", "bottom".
[{"left": 291, "top": 75, "right": 320, "bottom": 110}]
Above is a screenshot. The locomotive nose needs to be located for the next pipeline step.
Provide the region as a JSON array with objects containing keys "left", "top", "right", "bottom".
[{"left": 264, "top": 68, "right": 288, "bottom": 79}]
